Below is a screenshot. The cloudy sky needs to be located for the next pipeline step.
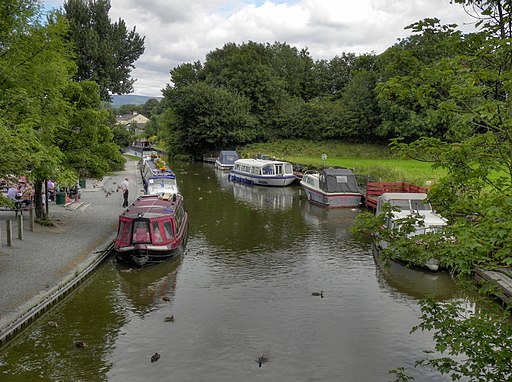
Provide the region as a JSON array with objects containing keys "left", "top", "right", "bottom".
[{"left": 43, "top": 0, "right": 476, "bottom": 97}]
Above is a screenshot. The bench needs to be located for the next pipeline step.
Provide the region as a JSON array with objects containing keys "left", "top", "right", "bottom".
[{"left": 0, "top": 204, "right": 31, "bottom": 218}]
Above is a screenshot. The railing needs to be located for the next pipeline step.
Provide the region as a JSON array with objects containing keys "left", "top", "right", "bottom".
[{"left": 365, "top": 182, "right": 429, "bottom": 210}]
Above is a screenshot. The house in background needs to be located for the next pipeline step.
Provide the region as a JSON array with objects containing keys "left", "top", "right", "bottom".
[{"left": 116, "top": 112, "right": 149, "bottom": 135}]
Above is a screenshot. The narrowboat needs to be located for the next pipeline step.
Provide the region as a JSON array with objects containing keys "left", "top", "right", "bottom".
[
  {"left": 114, "top": 193, "right": 188, "bottom": 267},
  {"left": 228, "top": 159, "right": 296, "bottom": 187},
  {"left": 215, "top": 150, "right": 239, "bottom": 170},
  {"left": 375, "top": 192, "right": 447, "bottom": 271},
  {"left": 300, "top": 168, "right": 363, "bottom": 208},
  {"left": 140, "top": 155, "right": 179, "bottom": 196}
]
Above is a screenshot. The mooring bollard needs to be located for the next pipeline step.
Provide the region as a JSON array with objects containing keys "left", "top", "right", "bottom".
[
  {"left": 6, "top": 220, "right": 13, "bottom": 246},
  {"left": 17, "top": 215, "right": 23, "bottom": 240}
]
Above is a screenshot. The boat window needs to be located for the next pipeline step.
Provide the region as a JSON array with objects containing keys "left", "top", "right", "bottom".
[
  {"left": 284, "top": 163, "right": 293, "bottom": 174},
  {"left": 116, "top": 220, "right": 132, "bottom": 245},
  {"left": 163, "top": 221, "right": 174, "bottom": 240},
  {"left": 275, "top": 164, "right": 283, "bottom": 175},
  {"left": 132, "top": 220, "right": 150, "bottom": 243},
  {"left": 411, "top": 200, "right": 431, "bottom": 211},
  {"left": 388, "top": 199, "right": 411, "bottom": 210},
  {"left": 336, "top": 176, "right": 348, "bottom": 183},
  {"left": 252, "top": 167, "right": 259, "bottom": 175},
  {"left": 152, "top": 221, "right": 163, "bottom": 243},
  {"left": 175, "top": 204, "right": 185, "bottom": 230},
  {"left": 262, "top": 165, "right": 274, "bottom": 175}
]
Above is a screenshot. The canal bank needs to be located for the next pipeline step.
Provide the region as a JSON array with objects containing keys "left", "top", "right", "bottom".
[{"left": 0, "top": 158, "right": 142, "bottom": 345}]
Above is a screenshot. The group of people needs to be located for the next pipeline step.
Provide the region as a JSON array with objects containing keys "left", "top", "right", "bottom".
[{"left": 5, "top": 180, "right": 33, "bottom": 209}]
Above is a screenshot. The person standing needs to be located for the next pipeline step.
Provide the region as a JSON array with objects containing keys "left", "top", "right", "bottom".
[{"left": 119, "top": 177, "right": 129, "bottom": 207}]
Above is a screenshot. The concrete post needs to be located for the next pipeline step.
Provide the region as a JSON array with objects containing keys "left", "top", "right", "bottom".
[
  {"left": 29, "top": 208, "right": 35, "bottom": 232},
  {"left": 17, "top": 215, "right": 23, "bottom": 240},
  {"left": 6, "top": 220, "right": 12, "bottom": 246}
]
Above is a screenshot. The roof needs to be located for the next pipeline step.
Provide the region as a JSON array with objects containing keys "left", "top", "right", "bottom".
[
  {"left": 121, "top": 194, "right": 181, "bottom": 220},
  {"left": 321, "top": 168, "right": 355, "bottom": 177},
  {"left": 234, "top": 158, "right": 291, "bottom": 167},
  {"left": 379, "top": 193, "right": 428, "bottom": 202}
]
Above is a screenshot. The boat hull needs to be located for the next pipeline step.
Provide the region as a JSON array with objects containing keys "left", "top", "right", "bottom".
[
  {"left": 115, "top": 243, "right": 185, "bottom": 267},
  {"left": 228, "top": 172, "right": 296, "bottom": 187},
  {"left": 215, "top": 161, "right": 234, "bottom": 170},
  {"left": 301, "top": 183, "right": 362, "bottom": 208}
]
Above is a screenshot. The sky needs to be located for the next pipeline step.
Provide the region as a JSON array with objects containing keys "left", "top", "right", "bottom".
[{"left": 43, "top": 0, "right": 477, "bottom": 98}]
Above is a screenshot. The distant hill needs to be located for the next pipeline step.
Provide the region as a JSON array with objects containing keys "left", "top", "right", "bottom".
[{"left": 111, "top": 94, "right": 162, "bottom": 107}]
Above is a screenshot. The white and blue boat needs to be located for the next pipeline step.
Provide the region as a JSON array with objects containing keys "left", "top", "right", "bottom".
[
  {"left": 140, "top": 155, "right": 179, "bottom": 196},
  {"left": 228, "top": 159, "right": 296, "bottom": 187}
]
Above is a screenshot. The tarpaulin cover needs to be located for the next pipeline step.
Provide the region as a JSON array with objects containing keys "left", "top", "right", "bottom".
[{"left": 319, "top": 168, "right": 360, "bottom": 193}]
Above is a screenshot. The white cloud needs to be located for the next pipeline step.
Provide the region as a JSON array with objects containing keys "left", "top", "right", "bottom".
[{"left": 43, "top": 0, "right": 476, "bottom": 97}]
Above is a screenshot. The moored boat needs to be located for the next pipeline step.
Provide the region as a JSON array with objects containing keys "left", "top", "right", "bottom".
[
  {"left": 375, "top": 192, "right": 447, "bottom": 271},
  {"left": 300, "top": 168, "right": 363, "bottom": 208},
  {"left": 114, "top": 193, "right": 188, "bottom": 267},
  {"left": 140, "top": 154, "right": 179, "bottom": 196},
  {"left": 215, "top": 150, "right": 239, "bottom": 170},
  {"left": 228, "top": 158, "right": 296, "bottom": 187}
]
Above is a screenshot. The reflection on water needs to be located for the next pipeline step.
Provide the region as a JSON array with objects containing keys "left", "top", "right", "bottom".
[
  {"left": 116, "top": 256, "right": 182, "bottom": 317},
  {"left": 0, "top": 161, "right": 471, "bottom": 382},
  {"left": 372, "top": 245, "right": 457, "bottom": 301},
  {"left": 215, "top": 167, "right": 297, "bottom": 211}
]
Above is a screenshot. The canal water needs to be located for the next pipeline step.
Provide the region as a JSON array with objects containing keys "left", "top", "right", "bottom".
[{"left": 0, "top": 162, "right": 464, "bottom": 381}]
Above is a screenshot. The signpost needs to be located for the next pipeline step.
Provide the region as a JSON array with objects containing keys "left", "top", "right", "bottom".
[{"left": 321, "top": 153, "right": 327, "bottom": 167}]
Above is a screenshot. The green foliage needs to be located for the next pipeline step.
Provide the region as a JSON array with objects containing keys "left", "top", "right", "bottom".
[
  {"left": 111, "top": 125, "right": 133, "bottom": 149},
  {"left": 62, "top": 0, "right": 145, "bottom": 100},
  {"left": 164, "top": 82, "right": 258, "bottom": 158},
  {"left": 410, "top": 298, "right": 512, "bottom": 382}
]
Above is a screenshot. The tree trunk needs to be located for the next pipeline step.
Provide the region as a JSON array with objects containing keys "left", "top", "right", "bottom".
[{"left": 34, "top": 181, "right": 47, "bottom": 220}]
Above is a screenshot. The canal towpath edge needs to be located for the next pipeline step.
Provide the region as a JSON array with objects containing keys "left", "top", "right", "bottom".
[{"left": 0, "top": 158, "right": 143, "bottom": 342}]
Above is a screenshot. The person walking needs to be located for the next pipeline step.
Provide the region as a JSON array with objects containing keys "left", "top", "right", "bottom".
[{"left": 119, "top": 177, "right": 129, "bottom": 207}]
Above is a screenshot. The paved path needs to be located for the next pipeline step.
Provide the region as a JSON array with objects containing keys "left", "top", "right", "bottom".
[{"left": 0, "top": 158, "right": 143, "bottom": 333}]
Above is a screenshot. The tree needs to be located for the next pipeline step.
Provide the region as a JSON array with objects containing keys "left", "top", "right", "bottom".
[
  {"left": 112, "top": 124, "right": 133, "bottom": 148},
  {"left": 357, "top": 4, "right": 512, "bottom": 380},
  {"left": 376, "top": 18, "right": 464, "bottom": 141},
  {"left": 0, "top": 4, "right": 79, "bottom": 217},
  {"left": 62, "top": 0, "right": 145, "bottom": 101},
  {"left": 163, "top": 82, "right": 258, "bottom": 158}
]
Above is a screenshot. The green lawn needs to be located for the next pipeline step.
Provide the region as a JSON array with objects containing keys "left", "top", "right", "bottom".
[{"left": 240, "top": 140, "right": 445, "bottom": 185}]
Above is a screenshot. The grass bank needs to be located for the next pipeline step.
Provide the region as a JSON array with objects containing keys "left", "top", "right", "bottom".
[{"left": 240, "top": 140, "right": 445, "bottom": 185}]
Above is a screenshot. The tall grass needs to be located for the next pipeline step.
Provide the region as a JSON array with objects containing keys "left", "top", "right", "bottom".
[{"left": 239, "top": 140, "right": 445, "bottom": 185}]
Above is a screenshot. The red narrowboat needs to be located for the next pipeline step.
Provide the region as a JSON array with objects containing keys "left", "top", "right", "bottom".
[{"left": 114, "top": 193, "right": 188, "bottom": 267}]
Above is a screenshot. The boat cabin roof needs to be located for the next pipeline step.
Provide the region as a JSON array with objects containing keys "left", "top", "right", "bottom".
[
  {"left": 143, "top": 157, "right": 176, "bottom": 178},
  {"left": 234, "top": 158, "right": 291, "bottom": 167},
  {"left": 379, "top": 193, "right": 428, "bottom": 202},
  {"left": 121, "top": 194, "right": 182, "bottom": 220},
  {"left": 219, "top": 150, "right": 238, "bottom": 156},
  {"left": 319, "top": 167, "right": 360, "bottom": 193},
  {"left": 377, "top": 192, "right": 432, "bottom": 213}
]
